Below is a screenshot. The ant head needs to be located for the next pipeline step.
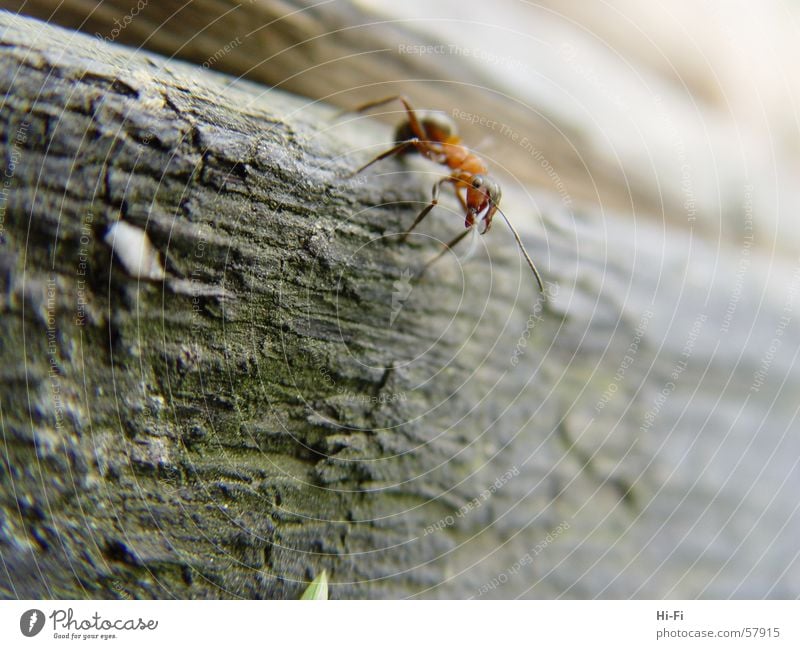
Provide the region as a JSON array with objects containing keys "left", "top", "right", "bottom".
[
  {"left": 471, "top": 175, "right": 502, "bottom": 206},
  {"left": 466, "top": 174, "right": 502, "bottom": 232}
]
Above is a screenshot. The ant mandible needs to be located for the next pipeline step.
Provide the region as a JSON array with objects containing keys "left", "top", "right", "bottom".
[{"left": 344, "top": 95, "right": 544, "bottom": 293}]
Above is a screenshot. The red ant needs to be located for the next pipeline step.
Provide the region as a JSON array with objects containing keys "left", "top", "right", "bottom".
[{"left": 343, "top": 95, "right": 544, "bottom": 293}]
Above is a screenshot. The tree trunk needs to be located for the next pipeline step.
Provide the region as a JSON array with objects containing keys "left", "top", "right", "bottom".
[{"left": 1, "top": 12, "right": 799, "bottom": 599}]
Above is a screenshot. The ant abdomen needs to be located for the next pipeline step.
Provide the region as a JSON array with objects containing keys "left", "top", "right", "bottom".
[
  {"left": 394, "top": 111, "right": 457, "bottom": 148},
  {"left": 394, "top": 121, "right": 417, "bottom": 153}
]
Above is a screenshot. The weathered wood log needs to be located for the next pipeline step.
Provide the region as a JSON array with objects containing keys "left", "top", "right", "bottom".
[{"left": 1, "top": 12, "right": 799, "bottom": 599}]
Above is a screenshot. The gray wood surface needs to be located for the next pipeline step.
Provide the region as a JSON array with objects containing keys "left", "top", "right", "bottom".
[{"left": 1, "top": 11, "right": 798, "bottom": 599}]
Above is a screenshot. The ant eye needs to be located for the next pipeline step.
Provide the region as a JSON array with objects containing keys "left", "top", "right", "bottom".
[{"left": 472, "top": 177, "right": 484, "bottom": 189}]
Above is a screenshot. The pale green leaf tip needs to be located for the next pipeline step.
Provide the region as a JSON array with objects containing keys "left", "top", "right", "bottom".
[{"left": 300, "top": 570, "right": 329, "bottom": 600}]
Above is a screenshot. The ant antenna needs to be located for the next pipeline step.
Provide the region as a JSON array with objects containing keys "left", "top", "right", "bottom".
[{"left": 495, "top": 206, "right": 545, "bottom": 294}]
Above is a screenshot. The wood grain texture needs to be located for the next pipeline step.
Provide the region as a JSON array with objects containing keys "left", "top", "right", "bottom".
[{"left": 1, "top": 12, "right": 799, "bottom": 599}]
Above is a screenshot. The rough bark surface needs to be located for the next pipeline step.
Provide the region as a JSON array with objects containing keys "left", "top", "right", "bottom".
[{"left": 1, "top": 13, "right": 799, "bottom": 599}]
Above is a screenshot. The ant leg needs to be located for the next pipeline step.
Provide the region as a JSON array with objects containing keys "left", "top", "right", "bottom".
[
  {"left": 349, "top": 137, "right": 419, "bottom": 177},
  {"left": 415, "top": 228, "right": 473, "bottom": 280},
  {"left": 450, "top": 179, "right": 469, "bottom": 213},
  {"left": 400, "top": 177, "right": 450, "bottom": 241},
  {"left": 340, "top": 95, "right": 428, "bottom": 141},
  {"left": 341, "top": 95, "right": 410, "bottom": 115},
  {"left": 401, "top": 177, "right": 464, "bottom": 241}
]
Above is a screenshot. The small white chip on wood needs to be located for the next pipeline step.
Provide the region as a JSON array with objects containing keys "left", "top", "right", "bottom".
[{"left": 104, "top": 221, "right": 166, "bottom": 280}]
